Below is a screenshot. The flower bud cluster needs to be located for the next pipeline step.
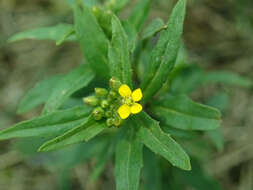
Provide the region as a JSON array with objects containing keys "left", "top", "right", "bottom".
[{"left": 83, "top": 77, "right": 123, "bottom": 127}]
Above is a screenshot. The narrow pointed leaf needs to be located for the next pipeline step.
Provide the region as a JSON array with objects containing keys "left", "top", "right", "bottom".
[
  {"left": 122, "top": 21, "right": 137, "bottom": 53},
  {"left": 42, "top": 64, "right": 94, "bottom": 114},
  {"left": 0, "top": 106, "right": 91, "bottom": 140},
  {"left": 17, "top": 75, "right": 63, "bottom": 114},
  {"left": 142, "top": 18, "right": 165, "bottom": 40},
  {"left": 142, "top": 0, "right": 187, "bottom": 102},
  {"left": 109, "top": 15, "right": 132, "bottom": 85},
  {"left": 128, "top": 0, "right": 150, "bottom": 32},
  {"left": 136, "top": 112, "right": 191, "bottom": 170},
  {"left": 202, "top": 71, "right": 253, "bottom": 88},
  {"left": 173, "top": 160, "right": 222, "bottom": 190},
  {"left": 162, "top": 125, "right": 199, "bottom": 140},
  {"left": 90, "top": 140, "right": 112, "bottom": 181},
  {"left": 206, "top": 129, "right": 224, "bottom": 151},
  {"left": 107, "top": 0, "right": 129, "bottom": 12},
  {"left": 115, "top": 121, "right": 143, "bottom": 190},
  {"left": 74, "top": 2, "right": 109, "bottom": 78},
  {"left": 8, "top": 24, "right": 76, "bottom": 43},
  {"left": 90, "top": 127, "right": 125, "bottom": 181},
  {"left": 142, "top": 148, "right": 162, "bottom": 190},
  {"left": 39, "top": 119, "right": 106, "bottom": 152},
  {"left": 151, "top": 94, "right": 221, "bottom": 131}
]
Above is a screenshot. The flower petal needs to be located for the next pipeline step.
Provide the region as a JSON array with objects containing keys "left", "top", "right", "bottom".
[
  {"left": 131, "top": 88, "right": 143, "bottom": 102},
  {"left": 118, "top": 84, "right": 132, "bottom": 97},
  {"left": 118, "top": 104, "right": 131, "bottom": 119},
  {"left": 130, "top": 103, "right": 142, "bottom": 114}
]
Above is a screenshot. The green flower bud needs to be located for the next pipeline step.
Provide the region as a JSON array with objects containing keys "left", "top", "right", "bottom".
[
  {"left": 114, "top": 116, "right": 122, "bottom": 127},
  {"left": 101, "top": 100, "right": 109, "bottom": 108},
  {"left": 95, "top": 88, "right": 108, "bottom": 97},
  {"left": 108, "top": 90, "right": 117, "bottom": 100},
  {"left": 109, "top": 77, "right": 121, "bottom": 90},
  {"left": 83, "top": 96, "right": 99, "bottom": 107},
  {"left": 105, "top": 110, "right": 112, "bottom": 118},
  {"left": 106, "top": 118, "right": 114, "bottom": 127},
  {"left": 92, "top": 107, "right": 104, "bottom": 120},
  {"left": 92, "top": 6, "right": 99, "bottom": 16}
]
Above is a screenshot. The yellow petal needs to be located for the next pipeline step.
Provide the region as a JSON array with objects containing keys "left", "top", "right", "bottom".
[
  {"left": 118, "top": 84, "right": 132, "bottom": 97},
  {"left": 131, "top": 88, "right": 143, "bottom": 102},
  {"left": 130, "top": 103, "right": 142, "bottom": 114},
  {"left": 117, "top": 104, "right": 131, "bottom": 119}
]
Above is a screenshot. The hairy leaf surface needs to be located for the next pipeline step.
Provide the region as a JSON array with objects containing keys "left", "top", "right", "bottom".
[
  {"left": 151, "top": 94, "right": 221, "bottom": 131},
  {"left": 136, "top": 112, "right": 191, "bottom": 170},
  {"left": 0, "top": 106, "right": 91, "bottom": 140},
  {"left": 142, "top": 0, "right": 186, "bottom": 102},
  {"left": 43, "top": 64, "right": 94, "bottom": 114}
]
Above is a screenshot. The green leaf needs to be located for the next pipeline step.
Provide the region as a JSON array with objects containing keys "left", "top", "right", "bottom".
[
  {"left": 17, "top": 75, "right": 63, "bottom": 114},
  {"left": 206, "top": 128, "right": 224, "bottom": 151},
  {"left": 151, "top": 94, "right": 221, "bottom": 131},
  {"left": 46, "top": 136, "right": 109, "bottom": 170},
  {"left": 206, "top": 92, "right": 230, "bottom": 114},
  {"left": 173, "top": 160, "right": 222, "bottom": 190},
  {"left": 115, "top": 120, "right": 143, "bottom": 190},
  {"left": 90, "top": 126, "right": 126, "bottom": 182},
  {"left": 0, "top": 106, "right": 91, "bottom": 140},
  {"left": 136, "top": 112, "right": 191, "bottom": 170},
  {"left": 122, "top": 21, "right": 138, "bottom": 53},
  {"left": 108, "top": 15, "right": 132, "bottom": 85},
  {"left": 39, "top": 118, "right": 106, "bottom": 152},
  {"left": 162, "top": 125, "right": 199, "bottom": 140},
  {"left": 42, "top": 64, "right": 94, "bottom": 115},
  {"left": 180, "top": 138, "right": 211, "bottom": 161},
  {"left": 141, "top": 0, "right": 187, "bottom": 102},
  {"left": 128, "top": 0, "right": 150, "bottom": 32},
  {"left": 170, "top": 65, "right": 204, "bottom": 94},
  {"left": 106, "top": 0, "right": 129, "bottom": 12},
  {"left": 8, "top": 24, "right": 76, "bottom": 43},
  {"left": 90, "top": 140, "right": 112, "bottom": 181},
  {"left": 142, "top": 148, "right": 162, "bottom": 190},
  {"left": 56, "top": 28, "right": 75, "bottom": 46},
  {"left": 74, "top": 2, "right": 110, "bottom": 78},
  {"left": 142, "top": 18, "right": 165, "bottom": 40},
  {"left": 202, "top": 71, "right": 253, "bottom": 88}
]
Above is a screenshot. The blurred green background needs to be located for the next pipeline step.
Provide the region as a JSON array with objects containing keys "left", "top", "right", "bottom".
[{"left": 0, "top": 0, "right": 253, "bottom": 189}]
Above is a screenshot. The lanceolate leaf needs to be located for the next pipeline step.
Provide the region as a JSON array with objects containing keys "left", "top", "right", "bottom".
[
  {"left": 0, "top": 106, "right": 91, "bottom": 140},
  {"left": 136, "top": 112, "right": 191, "bottom": 170},
  {"left": 8, "top": 24, "right": 76, "bottom": 43},
  {"left": 142, "top": 18, "right": 165, "bottom": 40},
  {"left": 206, "top": 129, "right": 224, "bottom": 151},
  {"left": 122, "top": 21, "right": 137, "bottom": 53},
  {"left": 42, "top": 64, "right": 94, "bottom": 115},
  {"left": 39, "top": 118, "right": 106, "bottom": 152},
  {"left": 74, "top": 2, "right": 109, "bottom": 78},
  {"left": 128, "top": 0, "right": 150, "bottom": 32},
  {"left": 162, "top": 126, "right": 199, "bottom": 140},
  {"left": 173, "top": 160, "right": 222, "bottom": 190},
  {"left": 109, "top": 15, "right": 132, "bottom": 86},
  {"left": 151, "top": 94, "right": 221, "bottom": 131},
  {"left": 115, "top": 121, "right": 143, "bottom": 190},
  {"left": 202, "top": 71, "right": 253, "bottom": 88},
  {"left": 142, "top": 148, "right": 162, "bottom": 190},
  {"left": 90, "top": 140, "right": 112, "bottom": 181},
  {"left": 141, "top": 0, "right": 187, "bottom": 102},
  {"left": 90, "top": 128, "right": 124, "bottom": 181},
  {"left": 107, "top": 0, "right": 129, "bottom": 12},
  {"left": 17, "top": 75, "right": 63, "bottom": 114}
]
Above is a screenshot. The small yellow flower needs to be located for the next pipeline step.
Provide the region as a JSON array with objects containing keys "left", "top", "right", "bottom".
[{"left": 117, "top": 84, "right": 143, "bottom": 119}]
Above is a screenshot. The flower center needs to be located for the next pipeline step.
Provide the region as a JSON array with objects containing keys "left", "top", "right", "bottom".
[{"left": 123, "top": 96, "right": 134, "bottom": 106}]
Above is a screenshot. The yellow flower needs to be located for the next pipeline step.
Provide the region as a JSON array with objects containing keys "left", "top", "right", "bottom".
[{"left": 117, "top": 84, "right": 143, "bottom": 119}]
